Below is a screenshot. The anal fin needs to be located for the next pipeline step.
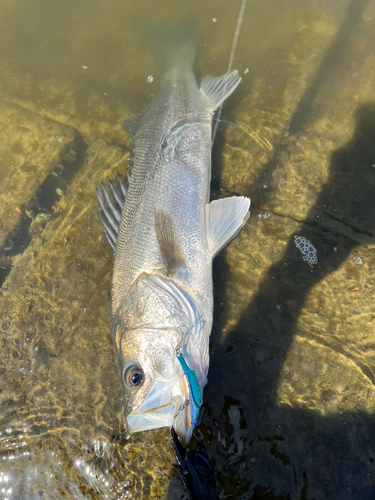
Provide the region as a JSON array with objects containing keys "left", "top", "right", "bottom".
[
  {"left": 154, "top": 210, "right": 185, "bottom": 275},
  {"left": 206, "top": 196, "right": 251, "bottom": 258},
  {"left": 200, "top": 70, "right": 241, "bottom": 111}
]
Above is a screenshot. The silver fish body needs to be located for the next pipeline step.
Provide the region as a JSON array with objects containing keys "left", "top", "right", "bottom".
[{"left": 97, "top": 22, "right": 250, "bottom": 444}]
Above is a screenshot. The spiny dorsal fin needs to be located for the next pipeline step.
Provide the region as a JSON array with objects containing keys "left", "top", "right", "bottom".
[
  {"left": 154, "top": 209, "right": 186, "bottom": 275},
  {"left": 96, "top": 171, "right": 130, "bottom": 255},
  {"left": 205, "top": 196, "right": 251, "bottom": 258},
  {"left": 200, "top": 70, "right": 241, "bottom": 111}
]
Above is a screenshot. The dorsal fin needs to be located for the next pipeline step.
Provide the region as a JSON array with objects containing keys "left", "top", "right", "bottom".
[
  {"left": 200, "top": 70, "right": 241, "bottom": 111},
  {"left": 96, "top": 171, "right": 130, "bottom": 255},
  {"left": 205, "top": 196, "right": 250, "bottom": 258},
  {"left": 154, "top": 209, "right": 185, "bottom": 275}
]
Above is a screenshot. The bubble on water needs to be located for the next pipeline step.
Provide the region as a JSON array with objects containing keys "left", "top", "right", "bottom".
[
  {"left": 244, "top": 68, "right": 249, "bottom": 74},
  {"left": 353, "top": 256, "right": 363, "bottom": 265},
  {"left": 147, "top": 75, "right": 153, "bottom": 83},
  {"left": 212, "top": 18, "right": 217, "bottom": 23},
  {"left": 258, "top": 213, "right": 270, "bottom": 220},
  {"left": 82, "top": 65, "right": 88, "bottom": 70},
  {"left": 294, "top": 236, "right": 318, "bottom": 267}
]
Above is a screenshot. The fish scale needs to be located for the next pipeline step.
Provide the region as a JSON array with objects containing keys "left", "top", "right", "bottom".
[{"left": 114, "top": 82, "right": 212, "bottom": 305}]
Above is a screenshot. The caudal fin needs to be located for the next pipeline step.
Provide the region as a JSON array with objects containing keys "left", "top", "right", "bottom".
[{"left": 144, "top": 19, "right": 196, "bottom": 73}]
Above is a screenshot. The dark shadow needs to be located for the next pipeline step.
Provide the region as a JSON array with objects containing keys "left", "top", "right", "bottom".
[
  {"left": 199, "top": 104, "right": 375, "bottom": 499},
  {"left": 209, "top": 90, "right": 255, "bottom": 358},
  {"left": 0, "top": 133, "right": 87, "bottom": 287}
]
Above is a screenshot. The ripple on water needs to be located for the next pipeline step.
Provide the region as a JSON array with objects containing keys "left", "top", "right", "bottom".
[
  {"left": 73, "top": 438, "right": 133, "bottom": 499},
  {"left": 0, "top": 408, "right": 133, "bottom": 500}
]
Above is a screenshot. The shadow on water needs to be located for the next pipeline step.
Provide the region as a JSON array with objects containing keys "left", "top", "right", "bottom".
[{"left": 195, "top": 104, "right": 375, "bottom": 500}]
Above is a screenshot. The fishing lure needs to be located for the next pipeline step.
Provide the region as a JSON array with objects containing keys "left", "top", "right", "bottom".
[{"left": 177, "top": 352, "right": 203, "bottom": 429}]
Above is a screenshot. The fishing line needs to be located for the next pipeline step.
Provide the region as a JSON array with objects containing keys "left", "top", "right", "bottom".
[{"left": 212, "top": 0, "right": 248, "bottom": 145}]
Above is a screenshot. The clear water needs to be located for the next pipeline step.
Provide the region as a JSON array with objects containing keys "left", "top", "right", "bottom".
[{"left": 0, "top": 0, "right": 375, "bottom": 498}]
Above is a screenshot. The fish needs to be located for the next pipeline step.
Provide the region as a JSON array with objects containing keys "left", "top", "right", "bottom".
[{"left": 96, "top": 20, "right": 250, "bottom": 445}]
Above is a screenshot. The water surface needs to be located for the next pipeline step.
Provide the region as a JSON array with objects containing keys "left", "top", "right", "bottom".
[{"left": 0, "top": 0, "right": 374, "bottom": 498}]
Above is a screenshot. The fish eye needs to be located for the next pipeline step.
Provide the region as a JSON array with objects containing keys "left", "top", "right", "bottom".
[{"left": 124, "top": 365, "right": 144, "bottom": 387}]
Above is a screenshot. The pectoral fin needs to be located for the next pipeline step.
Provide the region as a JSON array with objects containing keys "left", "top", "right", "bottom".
[
  {"left": 154, "top": 210, "right": 186, "bottom": 275},
  {"left": 200, "top": 70, "right": 241, "bottom": 111},
  {"left": 205, "top": 196, "right": 251, "bottom": 258}
]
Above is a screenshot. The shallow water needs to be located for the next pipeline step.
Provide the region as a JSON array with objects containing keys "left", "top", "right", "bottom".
[{"left": 0, "top": 0, "right": 375, "bottom": 498}]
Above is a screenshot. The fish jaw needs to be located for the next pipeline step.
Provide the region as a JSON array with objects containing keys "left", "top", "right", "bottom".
[
  {"left": 123, "top": 351, "right": 202, "bottom": 444},
  {"left": 126, "top": 403, "right": 192, "bottom": 446},
  {"left": 119, "top": 333, "right": 199, "bottom": 444},
  {"left": 126, "top": 392, "right": 182, "bottom": 433},
  {"left": 125, "top": 373, "right": 194, "bottom": 445},
  {"left": 115, "top": 323, "right": 191, "bottom": 438}
]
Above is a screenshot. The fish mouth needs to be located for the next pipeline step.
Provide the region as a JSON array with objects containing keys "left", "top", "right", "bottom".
[
  {"left": 126, "top": 373, "right": 184, "bottom": 433},
  {"left": 124, "top": 351, "right": 202, "bottom": 444},
  {"left": 126, "top": 398, "right": 181, "bottom": 433},
  {"left": 125, "top": 372, "right": 195, "bottom": 444},
  {"left": 126, "top": 384, "right": 197, "bottom": 446},
  {"left": 126, "top": 398, "right": 192, "bottom": 446}
]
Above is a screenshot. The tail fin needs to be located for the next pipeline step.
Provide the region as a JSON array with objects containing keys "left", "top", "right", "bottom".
[{"left": 144, "top": 19, "right": 196, "bottom": 74}]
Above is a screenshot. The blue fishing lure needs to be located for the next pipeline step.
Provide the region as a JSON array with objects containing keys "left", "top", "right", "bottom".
[{"left": 177, "top": 353, "right": 203, "bottom": 428}]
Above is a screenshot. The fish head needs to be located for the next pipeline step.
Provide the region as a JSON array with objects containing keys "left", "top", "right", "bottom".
[
  {"left": 116, "top": 325, "right": 194, "bottom": 444},
  {"left": 112, "top": 273, "right": 206, "bottom": 445},
  {"left": 115, "top": 324, "right": 182, "bottom": 416}
]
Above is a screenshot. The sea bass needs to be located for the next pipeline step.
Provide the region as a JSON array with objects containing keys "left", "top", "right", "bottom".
[{"left": 96, "top": 21, "right": 250, "bottom": 445}]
